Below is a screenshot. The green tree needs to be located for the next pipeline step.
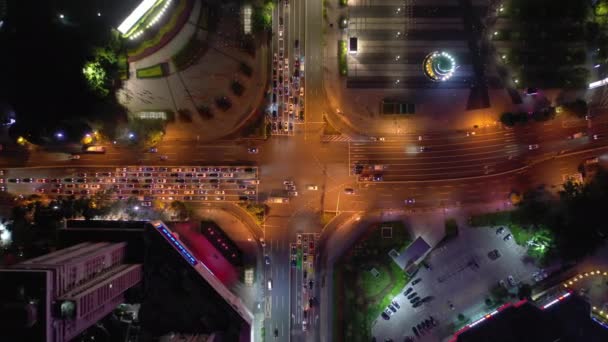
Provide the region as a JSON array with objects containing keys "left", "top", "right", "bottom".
[{"left": 83, "top": 61, "right": 109, "bottom": 97}]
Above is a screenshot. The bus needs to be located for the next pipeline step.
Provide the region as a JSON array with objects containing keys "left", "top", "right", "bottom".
[{"left": 83, "top": 146, "right": 106, "bottom": 153}]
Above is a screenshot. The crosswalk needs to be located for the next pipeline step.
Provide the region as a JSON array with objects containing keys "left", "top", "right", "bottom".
[{"left": 321, "top": 135, "right": 352, "bottom": 142}]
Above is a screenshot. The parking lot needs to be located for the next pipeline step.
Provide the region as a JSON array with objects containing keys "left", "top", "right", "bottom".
[
  {"left": 372, "top": 224, "right": 540, "bottom": 341},
  {"left": 2, "top": 166, "right": 260, "bottom": 204}
]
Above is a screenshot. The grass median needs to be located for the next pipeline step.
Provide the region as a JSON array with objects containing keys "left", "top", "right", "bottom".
[
  {"left": 135, "top": 63, "right": 167, "bottom": 78},
  {"left": 338, "top": 40, "right": 348, "bottom": 76}
]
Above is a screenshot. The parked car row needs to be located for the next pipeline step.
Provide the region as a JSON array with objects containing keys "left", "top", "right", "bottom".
[{"left": 412, "top": 316, "right": 437, "bottom": 338}]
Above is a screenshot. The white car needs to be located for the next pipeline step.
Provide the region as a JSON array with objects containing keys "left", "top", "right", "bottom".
[
  {"left": 268, "top": 279, "right": 273, "bottom": 291},
  {"left": 69, "top": 154, "right": 80, "bottom": 160},
  {"left": 306, "top": 185, "right": 318, "bottom": 190},
  {"left": 528, "top": 144, "right": 539, "bottom": 150},
  {"left": 244, "top": 190, "right": 256, "bottom": 195},
  {"left": 222, "top": 173, "right": 233, "bottom": 178}
]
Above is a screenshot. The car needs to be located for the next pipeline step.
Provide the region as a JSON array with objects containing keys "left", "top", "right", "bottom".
[
  {"left": 403, "top": 287, "right": 413, "bottom": 296},
  {"left": 344, "top": 188, "right": 355, "bottom": 195},
  {"left": 222, "top": 173, "right": 233, "bottom": 178},
  {"left": 274, "top": 328, "right": 279, "bottom": 338},
  {"left": 488, "top": 249, "right": 501, "bottom": 260},
  {"left": 384, "top": 308, "right": 393, "bottom": 316},
  {"left": 508, "top": 275, "right": 517, "bottom": 287},
  {"left": 372, "top": 174, "right": 383, "bottom": 182},
  {"left": 525, "top": 87, "right": 539, "bottom": 95},
  {"left": 36, "top": 178, "right": 49, "bottom": 183},
  {"left": 593, "top": 134, "right": 601, "bottom": 140},
  {"left": 288, "top": 191, "right": 298, "bottom": 196},
  {"left": 268, "top": 279, "right": 273, "bottom": 290},
  {"left": 36, "top": 188, "right": 46, "bottom": 193},
  {"left": 388, "top": 304, "right": 397, "bottom": 312},
  {"left": 265, "top": 255, "right": 271, "bottom": 265},
  {"left": 306, "top": 185, "right": 318, "bottom": 190},
  {"left": 244, "top": 190, "right": 256, "bottom": 195},
  {"left": 160, "top": 155, "right": 168, "bottom": 160},
  {"left": 412, "top": 278, "right": 422, "bottom": 285},
  {"left": 421, "top": 296, "right": 434, "bottom": 303},
  {"left": 248, "top": 147, "right": 259, "bottom": 154},
  {"left": 405, "top": 198, "right": 415, "bottom": 204},
  {"left": 69, "top": 154, "right": 80, "bottom": 160},
  {"left": 407, "top": 292, "right": 417, "bottom": 300},
  {"left": 142, "top": 201, "right": 152, "bottom": 207},
  {"left": 412, "top": 326, "right": 419, "bottom": 337},
  {"left": 503, "top": 234, "right": 512, "bottom": 241},
  {"left": 22, "top": 178, "right": 33, "bottom": 183},
  {"left": 392, "top": 300, "right": 400, "bottom": 309},
  {"left": 381, "top": 311, "right": 390, "bottom": 320},
  {"left": 8, "top": 178, "right": 19, "bottom": 183},
  {"left": 51, "top": 189, "right": 62, "bottom": 194},
  {"left": 496, "top": 226, "right": 505, "bottom": 235},
  {"left": 528, "top": 144, "right": 539, "bottom": 150}
]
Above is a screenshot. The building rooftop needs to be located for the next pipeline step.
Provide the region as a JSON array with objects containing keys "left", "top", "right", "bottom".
[{"left": 454, "top": 293, "right": 608, "bottom": 342}]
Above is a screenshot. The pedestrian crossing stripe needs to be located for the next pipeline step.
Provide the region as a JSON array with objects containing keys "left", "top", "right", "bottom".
[{"left": 322, "top": 135, "right": 351, "bottom": 142}]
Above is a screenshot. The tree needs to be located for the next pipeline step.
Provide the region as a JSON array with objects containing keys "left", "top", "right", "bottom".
[
  {"left": 444, "top": 218, "right": 459, "bottom": 238},
  {"left": 517, "top": 283, "right": 532, "bottom": 300},
  {"left": 562, "top": 99, "right": 588, "bottom": 118},
  {"left": 83, "top": 61, "right": 109, "bottom": 97}
]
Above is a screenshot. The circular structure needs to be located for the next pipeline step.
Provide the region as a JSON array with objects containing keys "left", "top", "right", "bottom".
[{"left": 423, "top": 51, "right": 456, "bottom": 82}]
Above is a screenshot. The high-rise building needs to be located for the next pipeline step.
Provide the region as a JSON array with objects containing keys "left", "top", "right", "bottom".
[{"left": 0, "top": 241, "right": 142, "bottom": 342}]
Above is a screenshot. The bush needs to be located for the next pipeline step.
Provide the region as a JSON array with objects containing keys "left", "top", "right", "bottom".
[
  {"left": 500, "top": 111, "right": 529, "bottom": 126},
  {"left": 240, "top": 62, "right": 253, "bottom": 77},
  {"left": 445, "top": 218, "right": 459, "bottom": 238},
  {"left": 197, "top": 105, "right": 213, "bottom": 119},
  {"left": 562, "top": 99, "right": 587, "bottom": 118},
  {"left": 231, "top": 81, "right": 245, "bottom": 96},
  {"left": 531, "top": 107, "right": 555, "bottom": 122},
  {"left": 457, "top": 313, "right": 466, "bottom": 321},
  {"left": 215, "top": 96, "right": 232, "bottom": 111}
]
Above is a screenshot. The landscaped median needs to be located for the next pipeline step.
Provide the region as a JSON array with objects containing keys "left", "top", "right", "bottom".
[
  {"left": 338, "top": 40, "right": 348, "bottom": 76},
  {"left": 136, "top": 63, "right": 169, "bottom": 79},
  {"left": 333, "top": 221, "right": 411, "bottom": 341}
]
